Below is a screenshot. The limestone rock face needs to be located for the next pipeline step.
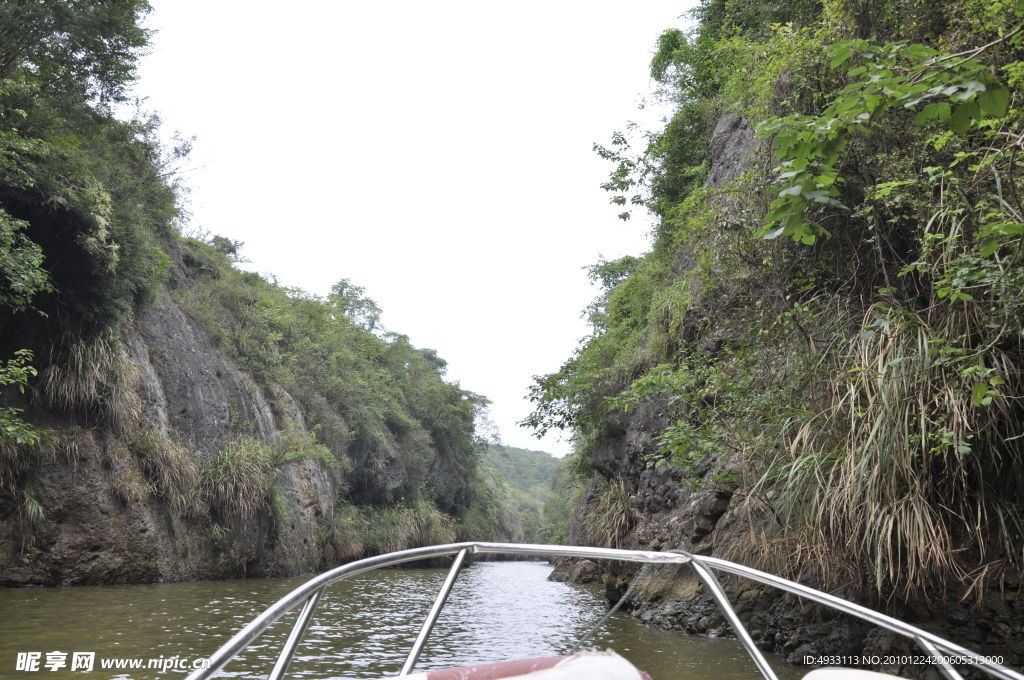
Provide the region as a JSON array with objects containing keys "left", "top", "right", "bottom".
[
  {"left": 707, "top": 115, "right": 753, "bottom": 189},
  {"left": 0, "top": 233, "right": 476, "bottom": 585},
  {"left": 549, "top": 113, "right": 1024, "bottom": 674},
  {"left": 134, "top": 298, "right": 278, "bottom": 459},
  {"left": 0, "top": 292, "right": 337, "bottom": 586},
  {"left": 345, "top": 438, "right": 410, "bottom": 505}
]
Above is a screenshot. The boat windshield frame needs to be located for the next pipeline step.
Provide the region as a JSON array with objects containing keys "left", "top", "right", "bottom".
[{"left": 182, "top": 542, "right": 1024, "bottom": 680}]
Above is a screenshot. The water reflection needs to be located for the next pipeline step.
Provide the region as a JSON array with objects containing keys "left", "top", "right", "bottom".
[{"left": 0, "top": 561, "right": 801, "bottom": 680}]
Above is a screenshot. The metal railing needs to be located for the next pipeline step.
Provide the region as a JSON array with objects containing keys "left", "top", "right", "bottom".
[{"left": 183, "top": 542, "right": 1024, "bottom": 680}]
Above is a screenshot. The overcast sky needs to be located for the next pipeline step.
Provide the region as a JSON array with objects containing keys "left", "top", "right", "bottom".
[{"left": 132, "top": 1, "right": 695, "bottom": 456}]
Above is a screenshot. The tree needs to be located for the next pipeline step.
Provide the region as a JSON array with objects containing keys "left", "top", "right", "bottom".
[
  {"left": 329, "top": 279, "right": 382, "bottom": 331},
  {"left": 0, "top": 0, "right": 153, "bottom": 102}
]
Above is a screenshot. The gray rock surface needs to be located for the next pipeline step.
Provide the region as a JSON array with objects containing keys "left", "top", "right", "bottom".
[
  {"left": 548, "top": 558, "right": 601, "bottom": 584},
  {"left": 137, "top": 298, "right": 277, "bottom": 459},
  {"left": 0, "top": 292, "right": 337, "bottom": 586},
  {"left": 548, "top": 113, "right": 1024, "bottom": 676},
  {"left": 707, "top": 115, "right": 753, "bottom": 188}
]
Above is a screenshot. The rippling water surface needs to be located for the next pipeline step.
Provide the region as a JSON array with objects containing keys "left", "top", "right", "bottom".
[{"left": 0, "top": 561, "right": 801, "bottom": 680}]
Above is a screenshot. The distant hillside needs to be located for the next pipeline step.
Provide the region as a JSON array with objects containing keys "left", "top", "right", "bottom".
[
  {"left": 478, "top": 445, "right": 564, "bottom": 543},
  {"left": 482, "top": 446, "right": 561, "bottom": 500}
]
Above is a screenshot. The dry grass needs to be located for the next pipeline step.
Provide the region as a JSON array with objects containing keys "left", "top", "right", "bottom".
[
  {"left": 769, "top": 305, "right": 1024, "bottom": 597},
  {"left": 722, "top": 497, "right": 861, "bottom": 593},
  {"left": 586, "top": 477, "right": 637, "bottom": 549},
  {"left": 40, "top": 332, "right": 141, "bottom": 431}
]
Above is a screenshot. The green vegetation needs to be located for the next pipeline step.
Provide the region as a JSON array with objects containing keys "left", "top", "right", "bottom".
[
  {"left": 538, "top": 461, "right": 587, "bottom": 545},
  {"left": 197, "top": 438, "right": 274, "bottom": 525},
  {"left": 480, "top": 445, "right": 560, "bottom": 500},
  {"left": 0, "top": 350, "right": 41, "bottom": 449},
  {"left": 1, "top": 0, "right": 170, "bottom": 437},
  {"left": 472, "top": 445, "right": 582, "bottom": 544},
  {"left": 0, "top": 0, "right": 524, "bottom": 559},
  {"left": 527, "top": 0, "right": 1024, "bottom": 598},
  {"left": 328, "top": 499, "right": 457, "bottom": 562},
  {"left": 173, "top": 238, "right": 486, "bottom": 513},
  {"left": 0, "top": 0, "right": 203, "bottom": 531}
]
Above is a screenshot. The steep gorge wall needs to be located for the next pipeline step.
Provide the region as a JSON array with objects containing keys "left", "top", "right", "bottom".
[
  {"left": 0, "top": 240, "right": 478, "bottom": 586},
  {"left": 0, "top": 0, "right": 490, "bottom": 588},
  {"left": 554, "top": 116, "right": 1024, "bottom": 675},
  {"left": 576, "top": 396, "right": 1023, "bottom": 674},
  {"left": 0, "top": 292, "right": 335, "bottom": 586}
]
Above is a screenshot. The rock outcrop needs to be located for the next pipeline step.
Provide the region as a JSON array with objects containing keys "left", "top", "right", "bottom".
[
  {"left": 0, "top": 233, "right": 480, "bottom": 587},
  {"left": 551, "top": 115, "right": 1024, "bottom": 675},
  {"left": 0, "top": 293, "right": 336, "bottom": 586}
]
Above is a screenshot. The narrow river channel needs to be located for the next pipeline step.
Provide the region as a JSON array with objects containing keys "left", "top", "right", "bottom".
[{"left": 0, "top": 561, "right": 801, "bottom": 680}]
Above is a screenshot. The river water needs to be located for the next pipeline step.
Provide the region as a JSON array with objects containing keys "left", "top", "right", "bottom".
[{"left": 0, "top": 561, "right": 801, "bottom": 680}]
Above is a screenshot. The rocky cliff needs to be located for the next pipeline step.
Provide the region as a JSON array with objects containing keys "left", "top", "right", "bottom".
[
  {"left": 0, "top": 292, "right": 332, "bottom": 585},
  {"left": 570, "top": 398, "right": 1023, "bottom": 675},
  {"left": 551, "top": 115, "right": 1024, "bottom": 676},
  {"left": 0, "top": 242, "right": 474, "bottom": 586}
]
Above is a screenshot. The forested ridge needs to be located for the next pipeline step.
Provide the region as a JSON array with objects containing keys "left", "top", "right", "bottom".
[
  {"left": 527, "top": 0, "right": 1024, "bottom": 610},
  {"left": 0, "top": 0, "right": 560, "bottom": 582},
  {"left": 478, "top": 445, "right": 569, "bottom": 543}
]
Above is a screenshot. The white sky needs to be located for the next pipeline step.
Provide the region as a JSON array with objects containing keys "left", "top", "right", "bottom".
[{"left": 132, "top": 1, "right": 695, "bottom": 456}]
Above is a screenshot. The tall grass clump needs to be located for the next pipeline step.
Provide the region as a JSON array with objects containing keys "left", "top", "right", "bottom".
[
  {"left": 586, "top": 477, "right": 636, "bottom": 549},
  {"left": 328, "top": 505, "right": 366, "bottom": 561},
  {"left": 111, "top": 467, "right": 155, "bottom": 505},
  {"left": 39, "top": 332, "right": 141, "bottom": 431},
  {"left": 331, "top": 499, "right": 456, "bottom": 558},
  {"left": 127, "top": 428, "right": 199, "bottom": 509},
  {"left": 409, "top": 498, "right": 458, "bottom": 546},
  {"left": 774, "top": 301, "right": 1024, "bottom": 596},
  {"left": 359, "top": 500, "right": 456, "bottom": 554},
  {"left": 198, "top": 438, "right": 274, "bottom": 525}
]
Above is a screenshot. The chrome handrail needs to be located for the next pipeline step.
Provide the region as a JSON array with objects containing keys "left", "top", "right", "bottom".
[
  {"left": 399, "top": 548, "right": 469, "bottom": 675},
  {"left": 183, "top": 542, "right": 1024, "bottom": 680}
]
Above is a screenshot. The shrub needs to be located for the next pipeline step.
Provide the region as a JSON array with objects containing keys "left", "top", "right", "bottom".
[
  {"left": 585, "top": 478, "right": 636, "bottom": 550},
  {"left": 111, "top": 467, "right": 154, "bottom": 505},
  {"left": 199, "top": 438, "right": 274, "bottom": 525}
]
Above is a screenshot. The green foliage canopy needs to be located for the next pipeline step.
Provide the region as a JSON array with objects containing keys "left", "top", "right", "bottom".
[{"left": 0, "top": 0, "right": 152, "bottom": 102}]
